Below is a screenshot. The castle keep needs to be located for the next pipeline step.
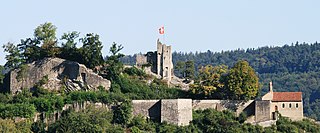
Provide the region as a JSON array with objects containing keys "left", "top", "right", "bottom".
[{"left": 136, "top": 39, "right": 174, "bottom": 82}]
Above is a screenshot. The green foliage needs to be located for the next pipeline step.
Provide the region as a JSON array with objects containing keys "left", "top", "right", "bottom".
[
  {"left": 190, "top": 61, "right": 259, "bottom": 100},
  {"left": 49, "top": 106, "right": 118, "bottom": 133},
  {"left": 0, "top": 119, "right": 18, "bottom": 132},
  {"left": 59, "top": 31, "right": 82, "bottom": 62},
  {"left": 0, "top": 65, "right": 4, "bottom": 85},
  {"left": 129, "top": 115, "right": 156, "bottom": 132},
  {"left": 79, "top": 33, "right": 104, "bottom": 69},
  {"left": 104, "top": 42, "right": 125, "bottom": 81},
  {"left": 226, "top": 60, "right": 259, "bottom": 100},
  {"left": 31, "top": 121, "right": 46, "bottom": 133},
  {"left": 60, "top": 31, "right": 79, "bottom": 49},
  {"left": 12, "top": 88, "right": 32, "bottom": 103},
  {"left": 124, "top": 66, "right": 146, "bottom": 77},
  {"left": 17, "top": 38, "right": 42, "bottom": 63},
  {"left": 192, "top": 109, "right": 263, "bottom": 133},
  {"left": 0, "top": 118, "right": 32, "bottom": 133},
  {"left": 0, "top": 103, "right": 36, "bottom": 118},
  {"left": 174, "top": 61, "right": 185, "bottom": 78},
  {"left": 35, "top": 22, "right": 59, "bottom": 58},
  {"left": 190, "top": 64, "right": 228, "bottom": 98},
  {"left": 3, "top": 42, "right": 23, "bottom": 69},
  {"left": 173, "top": 60, "right": 195, "bottom": 80},
  {"left": 34, "top": 22, "right": 57, "bottom": 45},
  {"left": 113, "top": 99, "right": 133, "bottom": 125},
  {"left": 0, "top": 93, "right": 12, "bottom": 104},
  {"left": 185, "top": 60, "right": 195, "bottom": 80}
]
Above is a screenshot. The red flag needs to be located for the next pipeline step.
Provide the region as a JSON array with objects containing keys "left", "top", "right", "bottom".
[{"left": 159, "top": 26, "right": 164, "bottom": 34}]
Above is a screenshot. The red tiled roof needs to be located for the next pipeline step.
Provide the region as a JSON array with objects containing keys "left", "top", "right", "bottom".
[{"left": 272, "top": 92, "right": 302, "bottom": 102}]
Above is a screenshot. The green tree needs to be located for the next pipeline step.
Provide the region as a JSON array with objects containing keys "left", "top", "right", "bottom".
[
  {"left": 225, "top": 60, "right": 259, "bottom": 100},
  {"left": 104, "top": 42, "right": 124, "bottom": 82},
  {"left": 0, "top": 65, "right": 5, "bottom": 85},
  {"left": 190, "top": 65, "right": 228, "bottom": 98},
  {"left": 34, "top": 22, "right": 58, "bottom": 57},
  {"left": 34, "top": 22, "right": 57, "bottom": 45},
  {"left": 113, "top": 99, "right": 132, "bottom": 126},
  {"left": 59, "top": 31, "right": 81, "bottom": 62},
  {"left": 174, "top": 61, "right": 185, "bottom": 78},
  {"left": 79, "top": 33, "right": 104, "bottom": 69},
  {"left": 17, "top": 38, "right": 42, "bottom": 63},
  {"left": 0, "top": 119, "right": 18, "bottom": 133},
  {"left": 49, "top": 106, "right": 116, "bottom": 133},
  {"left": 2, "top": 42, "right": 23, "bottom": 69},
  {"left": 185, "top": 60, "right": 195, "bottom": 80}
]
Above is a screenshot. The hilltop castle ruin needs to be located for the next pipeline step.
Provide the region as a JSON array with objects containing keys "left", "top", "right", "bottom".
[{"left": 136, "top": 39, "right": 174, "bottom": 82}]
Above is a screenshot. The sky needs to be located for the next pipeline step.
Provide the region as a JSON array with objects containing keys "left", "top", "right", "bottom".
[{"left": 1, "top": 1, "right": 320, "bottom": 65}]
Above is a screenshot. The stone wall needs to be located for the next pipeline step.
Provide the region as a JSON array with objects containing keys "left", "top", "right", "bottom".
[
  {"left": 160, "top": 99, "right": 192, "bottom": 126},
  {"left": 161, "top": 99, "right": 179, "bottom": 125},
  {"left": 255, "top": 100, "right": 272, "bottom": 122},
  {"left": 192, "top": 100, "right": 255, "bottom": 116},
  {"left": 132, "top": 100, "right": 161, "bottom": 122},
  {"left": 132, "top": 99, "right": 253, "bottom": 126},
  {"left": 271, "top": 101, "right": 303, "bottom": 121},
  {"left": 135, "top": 54, "right": 148, "bottom": 67},
  {"left": 177, "top": 99, "right": 192, "bottom": 126},
  {"left": 9, "top": 58, "right": 110, "bottom": 94}
]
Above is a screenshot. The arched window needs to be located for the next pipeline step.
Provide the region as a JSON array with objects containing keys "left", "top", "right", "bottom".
[
  {"left": 296, "top": 103, "right": 299, "bottom": 108},
  {"left": 275, "top": 106, "right": 278, "bottom": 111},
  {"left": 289, "top": 103, "right": 292, "bottom": 108},
  {"left": 282, "top": 103, "right": 285, "bottom": 108}
]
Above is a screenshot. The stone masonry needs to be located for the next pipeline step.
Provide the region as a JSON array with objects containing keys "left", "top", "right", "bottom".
[
  {"left": 132, "top": 99, "right": 254, "bottom": 126},
  {"left": 136, "top": 39, "right": 174, "bottom": 82},
  {"left": 161, "top": 99, "right": 192, "bottom": 126}
]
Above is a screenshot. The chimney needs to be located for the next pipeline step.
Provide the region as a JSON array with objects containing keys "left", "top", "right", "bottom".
[{"left": 269, "top": 81, "right": 273, "bottom": 92}]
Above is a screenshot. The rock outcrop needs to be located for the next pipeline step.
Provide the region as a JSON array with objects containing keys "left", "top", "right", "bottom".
[{"left": 8, "top": 58, "right": 110, "bottom": 94}]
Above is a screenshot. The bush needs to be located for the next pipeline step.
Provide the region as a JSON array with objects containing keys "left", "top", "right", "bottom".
[{"left": 0, "top": 103, "right": 36, "bottom": 118}]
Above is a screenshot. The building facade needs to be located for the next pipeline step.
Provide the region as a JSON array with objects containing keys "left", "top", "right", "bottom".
[{"left": 256, "top": 82, "right": 303, "bottom": 122}]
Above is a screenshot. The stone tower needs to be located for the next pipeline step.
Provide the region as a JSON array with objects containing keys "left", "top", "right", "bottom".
[
  {"left": 156, "top": 39, "right": 174, "bottom": 82},
  {"left": 135, "top": 39, "right": 174, "bottom": 82}
]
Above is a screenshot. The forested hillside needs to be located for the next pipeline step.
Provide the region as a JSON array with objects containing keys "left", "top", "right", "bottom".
[{"left": 121, "top": 42, "right": 320, "bottom": 120}]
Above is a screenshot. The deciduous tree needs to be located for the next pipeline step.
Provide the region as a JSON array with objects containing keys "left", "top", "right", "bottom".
[
  {"left": 79, "top": 33, "right": 104, "bottom": 69},
  {"left": 225, "top": 60, "right": 259, "bottom": 100}
]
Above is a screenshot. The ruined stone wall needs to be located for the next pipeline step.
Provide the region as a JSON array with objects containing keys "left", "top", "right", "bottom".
[
  {"left": 135, "top": 54, "right": 148, "bottom": 67},
  {"left": 135, "top": 39, "right": 174, "bottom": 82},
  {"left": 192, "top": 100, "right": 255, "bottom": 116},
  {"left": 255, "top": 100, "right": 272, "bottom": 122},
  {"left": 9, "top": 58, "right": 110, "bottom": 94},
  {"left": 156, "top": 40, "right": 173, "bottom": 82}
]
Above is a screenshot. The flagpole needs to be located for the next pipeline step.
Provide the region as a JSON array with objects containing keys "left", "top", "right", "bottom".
[
  {"left": 163, "top": 25, "right": 165, "bottom": 44},
  {"left": 163, "top": 30, "right": 165, "bottom": 44}
]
